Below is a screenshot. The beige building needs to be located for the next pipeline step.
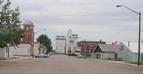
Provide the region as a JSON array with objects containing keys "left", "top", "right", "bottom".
[
  {"left": 0, "top": 47, "right": 15, "bottom": 59},
  {"left": 34, "top": 43, "right": 40, "bottom": 56},
  {"left": 66, "top": 29, "right": 78, "bottom": 55},
  {"left": 55, "top": 36, "right": 66, "bottom": 54}
]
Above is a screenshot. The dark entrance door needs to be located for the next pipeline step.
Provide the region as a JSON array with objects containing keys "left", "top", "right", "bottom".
[
  {"left": 115, "top": 53, "right": 118, "bottom": 59},
  {"left": 141, "top": 54, "right": 143, "bottom": 62}
]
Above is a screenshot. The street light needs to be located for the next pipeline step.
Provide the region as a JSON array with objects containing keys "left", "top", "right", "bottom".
[
  {"left": 34, "top": 29, "right": 47, "bottom": 42},
  {"left": 32, "top": 29, "right": 47, "bottom": 57},
  {"left": 116, "top": 5, "right": 141, "bottom": 66}
]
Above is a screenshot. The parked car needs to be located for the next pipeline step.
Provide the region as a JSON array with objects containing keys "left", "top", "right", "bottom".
[
  {"left": 69, "top": 53, "right": 77, "bottom": 56},
  {"left": 75, "top": 52, "right": 80, "bottom": 56},
  {"left": 49, "top": 52, "right": 54, "bottom": 55},
  {"left": 35, "top": 53, "right": 49, "bottom": 58},
  {"left": 77, "top": 54, "right": 87, "bottom": 58}
]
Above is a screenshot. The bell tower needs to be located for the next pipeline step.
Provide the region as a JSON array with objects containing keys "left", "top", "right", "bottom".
[{"left": 21, "top": 20, "right": 34, "bottom": 44}]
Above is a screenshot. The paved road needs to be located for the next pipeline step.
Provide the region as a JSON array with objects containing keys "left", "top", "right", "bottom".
[{"left": 0, "top": 54, "right": 143, "bottom": 74}]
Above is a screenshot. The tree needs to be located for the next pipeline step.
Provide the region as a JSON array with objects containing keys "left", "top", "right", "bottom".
[
  {"left": 37, "top": 34, "right": 53, "bottom": 53},
  {"left": 77, "top": 41, "right": 82, "bottom": 47},
  {"left": 0, "top": 0, "right": 4, "bottom": 4},
  {"left": 0, "top": 0, "right": 22, "bottom": 48}
]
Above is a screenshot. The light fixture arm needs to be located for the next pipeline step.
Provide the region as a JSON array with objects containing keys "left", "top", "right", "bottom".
[
  {"left": 116, "top": 5, "right": 139, "bottom": 15},
  {"left": 123, "top": 6, "right": 139, "bottom": 15},
  {"left": 116, "top": 4, "right": 142, "bottom": 66}
]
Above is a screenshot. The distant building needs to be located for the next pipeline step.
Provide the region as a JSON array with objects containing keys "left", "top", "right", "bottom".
[
  {"left": 81, "top": 40, "right": 106, "bottom": 57},
  {"left": 91, "top": 42, "right": 143, "bottom": 62},
  {"left": 66, "top": 29, "right": 78, "bottom": 55},
  {"left": 14, "top": 20, "right": 34, "bottom": 56},
  {"left": 33, "top": 42, "right": 40, "bottom": 56},
  {"left": 0, "top": 47, "right": 15, "bottom": 59},
  {"left": 21, "top": 20, "right": 34, "bottom": 44},
  {"left": 0, "top": 20, "right": 35, "bottom": 59},
  {"left": 55, "top": 29, "right": 79, "bottom": 55},
  {"left": 74, "top": 47, "right": 81, "bottom": 55},
  {"left": 118, "top": 42, "right": 143, "bottom": 62},
  {"left": 55, "top": 36, "right": 66, "bottom": 54},
  {"left": 91, "top": 44, "right": 118, "bottom": 60}
]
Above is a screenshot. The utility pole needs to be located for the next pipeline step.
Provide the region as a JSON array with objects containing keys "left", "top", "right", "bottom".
[
  {"left": 138, "top": 12, "right": 141, "bottom": 65},
  {"left": 116, "top": 5, "right": 142, "bottom": 66}
]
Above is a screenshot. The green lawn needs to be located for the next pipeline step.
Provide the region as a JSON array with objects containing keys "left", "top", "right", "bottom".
[{"left": 129, "top": 62, "right": 143, "bottom": 65}]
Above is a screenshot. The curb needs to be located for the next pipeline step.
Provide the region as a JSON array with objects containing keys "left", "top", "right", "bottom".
[
  {"left": 2, "top": 56, "right": 32, "bottom": 62},
  {"left": 108, "top": 60, "right": 143, "bottom": 67},
  {"left": 89, "top": 58, "right": 143, "bottom": 67}
]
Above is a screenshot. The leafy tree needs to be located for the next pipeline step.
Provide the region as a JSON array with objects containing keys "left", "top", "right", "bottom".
[
  {"left": 0, "top": 0, "right": 22, "bottom": 48},
  {"left": 77, "top": 41, "right": 82, "bottom": 47},
  {"left": 37, "top": 34, "right": 53, "bottom": 52},
  {"left": 0, "top": 0, "right": 4, "bottom": 4}
]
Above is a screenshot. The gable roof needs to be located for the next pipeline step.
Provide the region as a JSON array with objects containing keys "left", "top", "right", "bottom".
[
  {"left": 122, "top": 42, "right": 143, "bottom": 53},
  {"left": 98, "top": 44, "right": 119, "bottom": 52}
]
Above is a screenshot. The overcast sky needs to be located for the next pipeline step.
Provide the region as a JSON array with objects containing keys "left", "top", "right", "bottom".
[{"left": 10, "top": 0, "right": 143, "bottom": 44}]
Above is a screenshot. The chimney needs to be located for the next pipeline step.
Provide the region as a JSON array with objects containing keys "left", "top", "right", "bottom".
[
  {"left": 128, "top": 41, "right": 130, "bottom": 47},
  {"left": 100, "top": 40, "right": 102, "bottom": 42}
]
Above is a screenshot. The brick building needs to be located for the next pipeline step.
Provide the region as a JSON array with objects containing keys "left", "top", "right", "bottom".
[
  {"left": 81, "top": 40, "right": 106, "bottom": 57},
  {"left": 15, "top": 21, "right": 34, "bottom": 56},
  {"left": 21, "top": 21, "right": 34, "bottom": 44}
]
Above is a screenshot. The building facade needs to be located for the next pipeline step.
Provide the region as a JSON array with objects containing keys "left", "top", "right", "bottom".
[
  {"left": 0, "top": 20, "right": 34, "bottom": 59},
  {"left": 66, "top": 29, "right": 78, "bottom": 55},
  {"left": 55, "top": 36, "right": 66, "bottom": 54},
  {"left": 0, "top": 47, "right": 15, "bottom": 59},
  {"left": 15, "top": 20, "right": 34, "bottom": 56},
  {"left": 55, "top": 29, "right": 78, "bottom": 55},
  {"left": 81, "top": 41, "right": 106, "bottom": 57},
  {"left": 118, "top": 42, "right": 143, "bottom": 62},
  {"left": 92, "top": 44, "right": 118, "bottom": 60}
]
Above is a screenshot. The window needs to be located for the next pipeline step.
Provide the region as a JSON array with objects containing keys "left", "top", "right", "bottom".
[
  {"left": 25, "top": 33, "right": 29, "bottom": 42},
  {"left": 25, "top": 26, "right": 32, "bottom": 30}
]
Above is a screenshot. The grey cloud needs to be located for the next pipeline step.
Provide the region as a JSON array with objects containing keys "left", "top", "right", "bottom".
[{"left": 11, "top": 0, "right": 143, "bottom": 43}]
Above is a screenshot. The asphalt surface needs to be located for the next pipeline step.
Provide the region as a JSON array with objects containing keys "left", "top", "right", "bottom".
[{"left": 0, "top": 54, "right": 143, "bottom": 74}]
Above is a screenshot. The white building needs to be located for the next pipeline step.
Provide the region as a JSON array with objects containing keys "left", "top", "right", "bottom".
[
  {"left": 34, "top": 43, "right": 40, "bottom": 56},
  {"left": 118, "top": 42, "right": 143, "bottom": 62},
  {"left": 55, "top": 36, "right": 66, "bottom": 54},
  {"left": 14, "top": 44, "right": 31, "bottom": 56},
  {"left": 66, "top": 29, "right": 78, "bottom": 54},
  {"left": 0, "top": 47, "right": 15, "bottom": 59},
  {"left": 91, "top": 44, "right": 118, "bottom": 60},
  {"left": 55, "top": 29, "right": 78, "bottom": 55}
]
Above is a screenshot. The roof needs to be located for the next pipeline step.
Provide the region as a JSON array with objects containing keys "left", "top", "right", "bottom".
[
  {"left": 81, "top": 41, "right": 106, "bottom": 45},
  {"left": 123, "top": 42, "right": 143, "bottom": 53},
  {"left": 56, "top": 36, "right": 66, "bottom": 40},
  {"left": 98, "top": 44, "right": 119, "bottom": 52},
  {"left": 72, "top": 34, "right": 78, "bottom": 38},
  {"left": 23, "top": 20, "right": 34, "bottom": 26}
]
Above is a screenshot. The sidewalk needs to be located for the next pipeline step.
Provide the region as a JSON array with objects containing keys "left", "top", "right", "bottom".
[
  {"left": 108, "top": 60, "right": 143, "bottom": 67},
  {"left": 0, "top": 56, "right": 32, "bottom": 66},
  {"left": 0, "top": 56, "right": 32, "bottom": 62},
  {"left": 87, "top": 57, "right": 143, "bottom": 67},
  {"left": 95, "top": 58, "right": 143, "bottom": 67}
]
